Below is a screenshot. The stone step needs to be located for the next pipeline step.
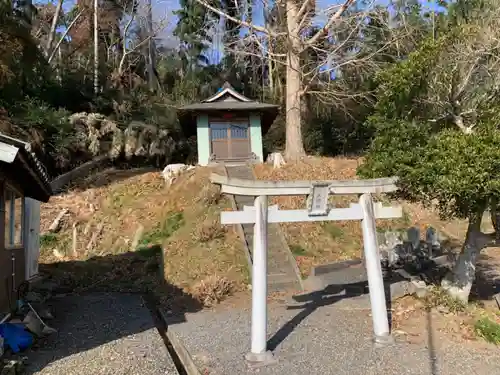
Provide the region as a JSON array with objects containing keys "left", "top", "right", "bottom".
[
  {"left": 269, "top": 280, "right": 302, "bottom": 293},
  {"left": 225, "top": 165, "right": 303, "bottom": 292},
  {"left": 268, "top": 273, "right": 297, "bottom": 282},
  {"left": 312, "top": 259, "right": 364, "bottom": 276}
]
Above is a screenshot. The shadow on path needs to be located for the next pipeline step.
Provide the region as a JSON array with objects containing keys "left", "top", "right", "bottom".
[
  {"left": 426, "top": 308, "right": 438, "bottom": 375},
  {"left": 265, "top": 272, "right": 447, "bottom": 375},
  {"left": 267, "top": 281, "right": 369, "bottom": 351},
  {"left": 22, "top": 248, "right": 203, "bottom": 374},
  {"left": 267, "top": 263, "right": 413, "bottom": 352}
]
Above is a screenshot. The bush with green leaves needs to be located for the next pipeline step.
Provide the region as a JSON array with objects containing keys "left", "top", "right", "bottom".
[
  {"left": 358, "top": 15, "right": 500, "bottom": 302},
  {"left": 9, "top": 98, "right": 74, "bottom": 173},
  {"left": 360, "top": 120, "right": 500, "bottom": 220}
]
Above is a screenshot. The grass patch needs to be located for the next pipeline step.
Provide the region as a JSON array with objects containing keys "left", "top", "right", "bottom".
[
  {"left": 140, "top": 212, "right": 184, "bottom": 247},
  {"left": 198, "top": 183, "right": 222, "bottom": 205},
  {"left": 474, "top": 317, "right": 500, "bottom": 344},
  {"left": 40, "top": 232, "right": 73, "bottom": 257},
  {"left": 135, "top": 244, "right": 163, "bottom": 257},
  {"left": 323, "top": 223, "right": 345, "bottom": 239},
  {"left": 290, "top": 244, "right": 308, "bottom": 256},
  {"left": 422, "top": 287, "right": 467, "bottom": 313},
  {"left": 40, "top": 233, "right": 58, "bottom": 247}
]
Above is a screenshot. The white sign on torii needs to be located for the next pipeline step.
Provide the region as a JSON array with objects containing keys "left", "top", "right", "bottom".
[{"left": 210, "top": 174, "right": 402, "bottom": 366}]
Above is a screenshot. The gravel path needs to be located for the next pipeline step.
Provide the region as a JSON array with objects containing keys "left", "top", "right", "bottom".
[
  {"left": 25, "top": 293, "right": 178, "bottom": 375},
  {"left": 169, "top": 297, "right": 500, "bottom": 375}
]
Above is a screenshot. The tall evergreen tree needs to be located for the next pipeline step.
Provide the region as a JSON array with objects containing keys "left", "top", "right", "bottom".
[{"left": 174, "top": 0, "right": 211, "bottom": 72}]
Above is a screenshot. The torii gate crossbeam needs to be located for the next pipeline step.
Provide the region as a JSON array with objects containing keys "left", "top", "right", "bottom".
[{"left": 211, "top": 174, "right": 401, "bottom": 367}]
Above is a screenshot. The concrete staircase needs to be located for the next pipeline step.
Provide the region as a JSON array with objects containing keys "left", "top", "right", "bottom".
[{"left": 225, "top": 165, "right": 302, "bottom": 293}]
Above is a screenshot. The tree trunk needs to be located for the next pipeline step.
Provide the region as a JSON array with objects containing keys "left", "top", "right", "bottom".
[
  {"left": 490, "top": 198, "right": 500, "bottom": 242},
  {"left": 45, "top": 0, "right": 63, "bottom": 58},
  {"left": 93, "top": 0, "right": 99, "bottom": 95},
  {"left": 284, "top": 0, "right": 306, "bottom": 161},
  {"left": 56, "top": 47, "right": 62, "bottom": 82},
  {"left": 267, "top": 57, "right": 274, "bottom": 95},
  {"left": 265, "top": 5, "right": 274, "bottom": 98},
  {"left": 145, "top": 0, "right": 157, "bottom": 92},
  {"left": 441, "top": 208, "right": 492, "bottom": 303}
]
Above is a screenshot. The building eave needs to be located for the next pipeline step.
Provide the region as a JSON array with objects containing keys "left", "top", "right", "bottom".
[{"left": 0, "top": 134, "right": 53, "bottom": 202}]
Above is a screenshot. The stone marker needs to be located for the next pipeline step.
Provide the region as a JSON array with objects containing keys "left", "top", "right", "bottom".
[
  {"left": 425, "top": 227, "right": 440, "bottom": 248},
  {"left": 385, "top": 231, "right": 403, "bottom": 248},
  {"left": 379, "top": 231, "right": 403, "bottom": 266},
  {"left": 407, "top": 227, "right": 420, "bottom": 250},
  {"left": 425, "top": 226, "right": 440, "bottom": 257}
]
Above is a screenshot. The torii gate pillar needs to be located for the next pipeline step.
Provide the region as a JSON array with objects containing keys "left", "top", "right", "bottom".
[{"left": 211, "top": 174, "right": 400, "bottom": 366}]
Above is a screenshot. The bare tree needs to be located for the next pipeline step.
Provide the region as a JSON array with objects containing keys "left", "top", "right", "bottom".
[
  {"left": 144, "top": 0, "right": 157, "bottom": 91},
  {"left": 45, "top": 0, "right": 64, "bottom": 57},
  {"left": 194, "top": 0, "right": 396, "bottom": 160},
  {"left": 115, "top": 2, "right": 169, "bottom": 77},
  {"left": 47, "top": 9, "right": 85, "bottom": 63},
  {"left": 33, "top": 1, "right": 85, "bottom": 63},
  {"left": 94, "top": 0, "right": 99, "bottom": 94}
]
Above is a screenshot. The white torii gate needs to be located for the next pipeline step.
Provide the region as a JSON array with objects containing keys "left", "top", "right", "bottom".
[{"left": 210, "top": 174, "right": 402, "bottom": 366}]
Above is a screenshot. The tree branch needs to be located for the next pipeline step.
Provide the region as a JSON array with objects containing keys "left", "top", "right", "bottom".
[
  {"left": 118, "top": 2, "right": 137, "bottom": 74},
  {"left": 304, "top": 0, "right": 357, "bottom": 49},
  {"left": 225, "top": 45, "right": 288, "bottom": 67},
  {"left": 453, "top": 57, "right": 480, "bottom": 102},
  {"left": 45, "top": 0, "right": 64, "bottom": 57},
  {"left": 193, "top": 0, "right": 282, "bottom": 37},
  {"left": 118, "top": 22, "right": 166, "bottom": 74},
  {"left": 48, "top": 9, "right": 85, "bottom": 63},
  {"left": 296, "top": 0, "right": 314, "bottom": 24}
]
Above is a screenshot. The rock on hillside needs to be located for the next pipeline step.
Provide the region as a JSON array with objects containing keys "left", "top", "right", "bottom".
[
  {"left": 0, "top": 111, "right": 189, "bottom": 176},
  {"left": 68, "top": 112, "right": 186, "bottom": 168}
]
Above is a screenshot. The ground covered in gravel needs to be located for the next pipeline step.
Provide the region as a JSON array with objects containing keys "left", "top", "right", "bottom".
[
  {"left": 169, "top": 296, "right": 500, "bottom": 375},
  {"left": 25, "top": 293, "right": 178, "bottom": 375}
]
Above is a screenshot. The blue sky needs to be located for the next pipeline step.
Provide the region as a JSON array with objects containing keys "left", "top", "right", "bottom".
[
  {"left": 154, "top": 0, "right": 443, "bottom": 47},
  {"left": 41, "top": 0, "right": 445, "bottom": 51}
]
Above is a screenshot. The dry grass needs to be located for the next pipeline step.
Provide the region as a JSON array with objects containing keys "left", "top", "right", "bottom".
[
  {"left": 198, "top": 183, "right": 223, "bottom": 206},
  {"left": 193, "top": 217, "right": 226, "bottom": 243},
  {"left": 390, "top": 291, "right": 500, "bottom": 347},
  {"left": 253, "top": 156, "right": 490, "bottom": 277},
  {"left": 390, "top": 295, "right": 477, "bottom": 344},
  {"left": 39, "top": 166, "right": 248, "bottom": 309},
  {"left": 253, "top": 157, "right": 413, "bottom": 276},
  {"left": 191, "top": 275, "right": 235, "bottom": 307}
]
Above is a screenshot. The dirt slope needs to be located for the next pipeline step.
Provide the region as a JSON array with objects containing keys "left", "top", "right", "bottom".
[{"left": 39, "top": 166, "right": 249, "bottom": 310}]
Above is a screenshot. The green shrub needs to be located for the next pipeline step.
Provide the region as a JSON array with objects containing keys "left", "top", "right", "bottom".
[{"left": 474, "top": 317, "right": 500, "bottom": 345}]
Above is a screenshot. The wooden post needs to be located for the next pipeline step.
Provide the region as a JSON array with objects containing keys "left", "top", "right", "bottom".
[
  {"left": 24, "top": 198, "right": 41, "bottom": 280},
  {"left": 245, "top": 195, "right": 274, "bottom": 365},
  {"left": 359, "top": 193, "right": 392, "bottom": 345},
  {"left": 70, "top": 222, "right": 78, "bottom": 257}
]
